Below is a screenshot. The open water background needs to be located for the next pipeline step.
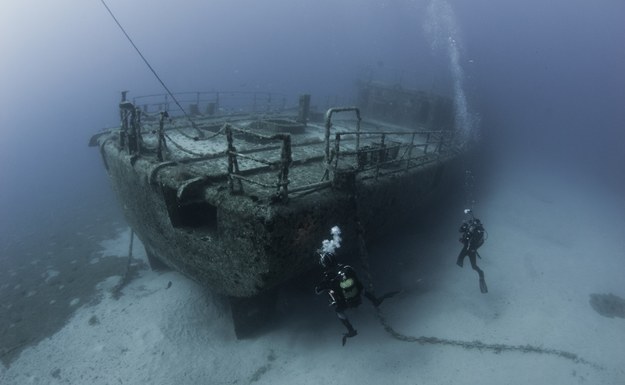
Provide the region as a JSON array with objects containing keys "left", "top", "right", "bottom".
[{"left": 1, "top": 0, "right": 623, "bottom": 369}]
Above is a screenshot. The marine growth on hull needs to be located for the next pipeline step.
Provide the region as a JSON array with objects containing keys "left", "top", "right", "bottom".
[{"left": 90, "top": 82, "right": 463, "bottom": 337}]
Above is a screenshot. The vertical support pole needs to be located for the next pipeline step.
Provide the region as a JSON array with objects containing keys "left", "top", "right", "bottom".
[
  {"left": 278, "top": 135, "right": 292, "bottom": 201},
  {"left": 324, "top": 111, "right": 332, "bottom": 180},
  {"left": 436, "top": 131, "right": 444, "bottom": 153},
  {"left": 376, "top": 133, "right": 385, "bottom": 180},
  {"left": 297, "top": 94, "right": 311, "bottom": 125},
  {"left": 127, "top": 107, "right": 138, "bottom": 154},
  {"left": 119, "top": 91, "right": 129, "bottom": 149},
  {"left": 157, "top": 111, "right": 168, "bottom": 161},
  {"left": 226, "top": 125, "right": 234, "bottom": 193},
  {"left": 225, "top": 125, "right": 242, "bottom": 194},
  {"left": 356, "top": 111, "right": 361, "bottom": 152},
  {"left": 119, "top": 101, "right": 139, "bottom": 155},
  {"left": 406, "top": 132, "right": 416, "bottom": 170},
  {"left": 135, "top": 106, "right": 142, "bottom": 156},
  {"left": 206, "top": 102, "right": 216, "bottom": 116},
  {"left": 333, "top": 133, "right": 341, "bottom": 172},
  {"left": 324, "top": 107, "right": 361, "bottom": 181}
]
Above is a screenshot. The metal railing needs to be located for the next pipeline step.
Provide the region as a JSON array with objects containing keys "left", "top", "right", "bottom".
[
  {"left": 132, "top": 91, "right": 290, "bottom": 117},
  {"left": 116, "top": 98, "right": 459, "bottom": 202},
  {"left": 328, "top": 129, "right": 455, "bottom": 181},
  {"left": 225, "top": 124, "right": 293, "bottom": 202},
  {"left": 222, "top": 107, "right": 457, "bottom": 201}
]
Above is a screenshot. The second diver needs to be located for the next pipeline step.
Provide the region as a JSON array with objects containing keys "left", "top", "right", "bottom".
[{"left": 456, "top": 209, "right": 488, "bottom": 293}]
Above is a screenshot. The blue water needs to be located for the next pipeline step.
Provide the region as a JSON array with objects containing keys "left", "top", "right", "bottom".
[
  {"left": 425, "top": 0, "right": 477, "bottom": 143},
  {"left": 1, "top": 0, "right": 624, "bottom": 381}
]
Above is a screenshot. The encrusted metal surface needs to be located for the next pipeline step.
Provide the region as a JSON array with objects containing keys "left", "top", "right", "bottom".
[{"left": 93, "top": 86, "right": 462, "bottom": 298}]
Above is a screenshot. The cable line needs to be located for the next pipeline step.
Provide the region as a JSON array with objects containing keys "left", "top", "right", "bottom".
[
  {"left": 350, "top": 188, "right": 601, "bottom": 370},
  {"left": 99, "top": 0, "right": 202, "bottom": 138}
]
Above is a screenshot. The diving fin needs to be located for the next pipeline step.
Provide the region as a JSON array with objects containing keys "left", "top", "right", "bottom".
[
  {"left": 341, "top": 329, "right": 357, "bottom": 346},
  {"left": 479, "top": 278, "right": 488, "bottom": 294},
  {"left": 376, "top": 290, "right": 401, "bottom": 306},
  {"left": 366, "top": 290, "right": 401, "bottom": 307},
  {"left": 340, "top": 318, "right": 357, "bottom": 346}
]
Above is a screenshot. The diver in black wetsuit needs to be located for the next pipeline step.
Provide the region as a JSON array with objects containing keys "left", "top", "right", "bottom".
[
  {"left": 315, "top": 252, "right": 397, "bottom": 345},
  {"left": 457, "top": 209, "right": 488, "bottom": 293}
]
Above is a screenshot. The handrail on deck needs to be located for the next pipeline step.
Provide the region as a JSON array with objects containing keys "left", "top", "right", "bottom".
[
  {"left": 110, "top": 95, "right": 459, "bottom": 203},
  {"left": 331, "top": 128, "right": 455, "bottom": 180},
  {"left": 225, "top": 124, "right": 292, "bottom": 201},
  {"left": 324, "top": 107, "right": 362, "bottom": 181},
  {"left": 322, "top": 106, "right": 456, "bottom": 182},
  {"left": 132, "top": 91, "right": 289, "bottom": 116},
  {"left": 223, "top": 106, "right": 457, "bottom": 201}
]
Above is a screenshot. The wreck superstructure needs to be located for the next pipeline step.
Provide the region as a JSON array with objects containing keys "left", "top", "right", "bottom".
[{"left": 90, "top": 82, "right": 464, "bottom": 335}]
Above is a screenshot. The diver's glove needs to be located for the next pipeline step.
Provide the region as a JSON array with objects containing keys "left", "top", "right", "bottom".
[{"left": 341, "top": 329, "right": 358, "bottom": 346}]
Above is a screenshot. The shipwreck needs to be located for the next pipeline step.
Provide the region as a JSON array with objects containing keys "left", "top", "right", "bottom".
[{"left": 89, "top": 81, "right": 465, "bottom": 336}]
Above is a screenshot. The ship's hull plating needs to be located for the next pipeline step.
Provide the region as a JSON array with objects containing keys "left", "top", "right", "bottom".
[{"left": 102, "top": 140, "right": 461, "bottom": 298}]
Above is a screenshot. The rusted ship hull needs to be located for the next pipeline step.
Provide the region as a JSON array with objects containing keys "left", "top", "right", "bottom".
[
  {"left": 101, "top": 143, "right": 459, "bottom": 298},
  {"left": 92, "top": 84, "right": 464, "bottom": 335}
]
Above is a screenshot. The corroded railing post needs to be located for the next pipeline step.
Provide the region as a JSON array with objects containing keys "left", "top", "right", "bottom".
[
  {"left": 120, "top": 91, "right": 128, "bottom": 143},
  {"left": 436, "top": 131, "right": 444, "bottom": 153},
  {"left": 134, "top": 106, "right": 142, "bottom": 156},
  {"left": 356, "top": 113, "right": 361, "bottom": 152},
  {"left": 119, "top": 99, "right": 139, "bottom": 154},
  {"left": 375, "top": 133, "right": 386, "bottom": 180},
  {"left": 278, "top": 135, "right": 292, "bottom": 201},
  {"left": 157, "top": 111, "right": 169, "bottom": 161},
  {"left": 424, "top": 132, "right": 431, "bottom": 154},
  {"left": 333, "top": 133, "right": 341, "bottom": 171},
  {"left": 225, "top": 124, "right": 243, "bottom": 194},
  {"left": 119, "top": 91, "right": 129, "bottom": 149},
  {"left": 406, "top": 132, "right": 416, "bottom": 170},
  {"left": 324, "top": 107, "right": 362, "bottom": 180},
  {"left": 297, "top": 94, "right": 311, "bottom": 125}
]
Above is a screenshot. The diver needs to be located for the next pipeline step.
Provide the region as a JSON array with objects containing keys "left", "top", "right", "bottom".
[
  {"left": 315, "top": 252, "right": 398, "bottom": 345},
  {"left": 456, "top": 209, "right": 488, "bottom": 293}
]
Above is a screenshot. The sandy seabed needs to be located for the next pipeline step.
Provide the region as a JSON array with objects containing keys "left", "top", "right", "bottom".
[{"left": 2, "top": 169, "right": 624, "bottom": 385}]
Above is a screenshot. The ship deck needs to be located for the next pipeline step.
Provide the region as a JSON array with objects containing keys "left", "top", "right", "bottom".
[
  {"left": 90, "top": 88, "right": 463, "bottom": 335},
  {"left": 131, "top": 113, "right": 452, "bottom": 201}
]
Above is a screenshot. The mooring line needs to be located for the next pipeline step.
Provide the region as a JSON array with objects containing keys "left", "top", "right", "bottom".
[
  {"left": 349, "top": 190, "right": 601, "bottom": 370},
  {"left": 111, "top": 229, "right": 136, "bottom": 299},
  {"left": 99, "top": 0, "right": 203, "bottom": 139},
  {"left": 373, "top": 307, "right": 602, "bottom": 370}
]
